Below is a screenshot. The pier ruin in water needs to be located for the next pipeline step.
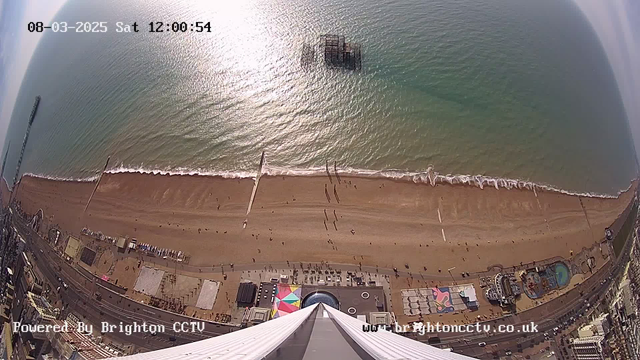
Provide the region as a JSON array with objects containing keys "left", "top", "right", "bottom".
[{"left": 301, "top": 34, "right": 362, "bottom": 71}]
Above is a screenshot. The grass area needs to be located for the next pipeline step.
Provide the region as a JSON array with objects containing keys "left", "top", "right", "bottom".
[{"left": 613, "top": 202, "right": 638, "bottom": 257}]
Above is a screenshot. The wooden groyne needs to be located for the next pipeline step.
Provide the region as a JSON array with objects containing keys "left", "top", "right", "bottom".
[
  {"left": 83, "top": 156, "right": 111, "bottom": 214},
  {"left": 244, "top": 151, "right": 265, "bottom": 228}
]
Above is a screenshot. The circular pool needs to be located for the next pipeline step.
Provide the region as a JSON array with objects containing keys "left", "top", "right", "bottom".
[{"left": 554, "top": 262, "right": 570, "bottom": 287}]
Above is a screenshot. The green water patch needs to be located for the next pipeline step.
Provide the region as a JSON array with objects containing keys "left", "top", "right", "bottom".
[{"left": 554, "top": 262, "right": 570, "bottom": 288}]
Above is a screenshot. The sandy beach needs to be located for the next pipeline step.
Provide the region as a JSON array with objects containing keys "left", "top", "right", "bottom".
[{"left": 14, "top": 173, "right": 636, "bottom": 274}]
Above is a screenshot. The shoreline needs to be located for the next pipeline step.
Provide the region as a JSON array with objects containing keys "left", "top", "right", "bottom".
[
  {"left": 20, "top": 164, "right": 636, "bottom": 199},
  {"left": 13, "top": 171, "right": 637, "bottom": 275}
]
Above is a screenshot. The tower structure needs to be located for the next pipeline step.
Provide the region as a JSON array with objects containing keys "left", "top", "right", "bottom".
[{"left": 108, "top": 303, "right": 471, "bottom": 360}]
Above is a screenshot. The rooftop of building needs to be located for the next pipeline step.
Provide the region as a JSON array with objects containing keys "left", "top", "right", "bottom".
[
  {"left": 48, "top": 320, "right": 115, "bottom": 359},
  {"left": 26, "top": 291, "right": 56, "bottom": 320},
  {"left": 571, "top": 335, "right": 605, "bottom": 345}
]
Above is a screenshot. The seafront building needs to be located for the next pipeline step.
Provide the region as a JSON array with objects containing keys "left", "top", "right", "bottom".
[
  {"left": 566, "top": 225, "right": 640, "bottom": 360},
  {"left": 571, "top": 336, "right": 606, "bottom": 360},
  {"left": 569, "top": 314, "right": 610, "bottom": 359},
  {"left": 625, "top": 231, "right": 640, "bottom": 360},
  {"left": 608, "top": 230, "right": 640, "bottom": 360},
  {"left": 576, "top": 313, "right": 610, "bottom": 338},
  {"left": 46, "top": 320, "right": 116, "bottom": 359},
  {"left": 484, "top": 272, "right": 522, "bottom": 307}
]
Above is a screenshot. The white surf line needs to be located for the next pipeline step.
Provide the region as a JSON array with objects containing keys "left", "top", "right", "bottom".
[
  {"left": 533, "top": 187, "right": 552, "bottom": 232},
  {"left": 243, "top": 151, "right": 265, "bottom": 229},
  {"left": 441, "top": 228, "right": 447, "bottom": 242},
  {"left": 437, "top": 208, "right": 442, "bottom": 223}
]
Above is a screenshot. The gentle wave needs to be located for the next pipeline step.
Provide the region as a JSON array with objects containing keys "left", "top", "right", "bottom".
[
  {"left": 104, "top": 164, "right": 257, "bottom": 179},
  {"left": 22, "top": 172, "right": 99, "bottom": 183},
  {"left": 20, "top": 164, "right": 634, "bottom": 199},
  {"left": 263, "top": 165, "right": 629, "bottom": 199}
]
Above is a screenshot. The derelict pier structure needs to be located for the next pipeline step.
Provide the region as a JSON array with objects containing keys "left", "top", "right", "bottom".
[{"left": 301, "top": 34, "right": 362, "bottom": 71}]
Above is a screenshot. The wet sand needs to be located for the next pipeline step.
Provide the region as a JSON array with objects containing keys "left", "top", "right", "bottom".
[{"left": 15, "top": 173, "right": 635, "bottom": 274}]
